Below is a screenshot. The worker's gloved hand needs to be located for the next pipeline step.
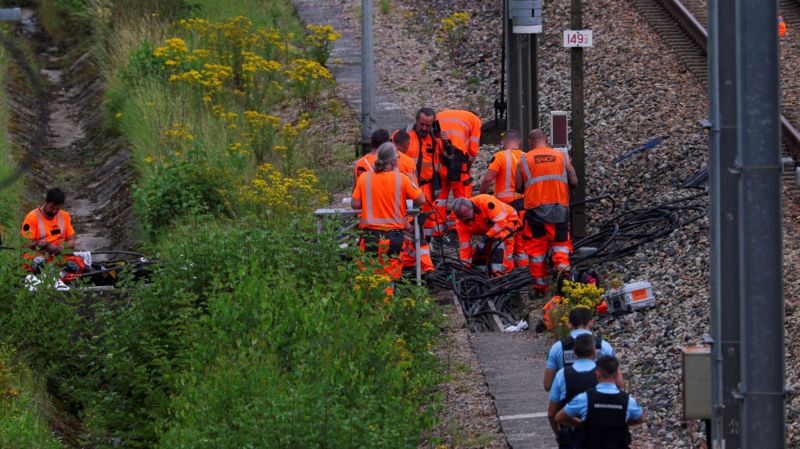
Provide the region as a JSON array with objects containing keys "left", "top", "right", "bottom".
[{"left": 62, "top": 260, "right": 81, "bottom": 274}]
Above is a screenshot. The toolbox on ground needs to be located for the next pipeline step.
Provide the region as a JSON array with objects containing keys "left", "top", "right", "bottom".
[{"left": 602, "top": 281, "right": 655, "bottom": 314}]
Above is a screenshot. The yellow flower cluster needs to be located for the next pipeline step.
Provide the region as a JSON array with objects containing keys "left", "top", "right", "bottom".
[
  {"left": 305, "top": 24, "right": 342, "bottom": 45},
  {"left": 304, "top": 24, "right": 341, "bottom": 64},
  {"left": 560, "top": 280, "right": 604, "bottom": 309},
  {"left": 286, "top": 58, "right": 333, "bottom": 82},
  {"left": 168, "top": 63, "right": 233, "bottom": 93},
  {"left": 237, "top": 163, "right": 328, "bottom": 215},
  {"left": 355, "top": 272, "right": 392, "bottom": 293},
  {"left": 242, "top": 51, "right": 282, "bottom": 74},
  {"left": 545, "top": 281, "right": 605, "bottom": 338},
  {"left": 243, "top": 110, "right": 281, "bottom": 128},
  {"left": 437, "top": 12, "right": 471, "bottom": 63},
  {"left": 163, "top": 122, "right": 194, "bottom": 142},
  {"left": 153, "top": 37, "right": 189, "bottom": 66}
]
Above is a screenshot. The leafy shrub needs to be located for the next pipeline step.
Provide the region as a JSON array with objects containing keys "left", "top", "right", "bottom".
[
  {"left": 133, "top": 155, "right": 232, "bottom": 233},
  {"left": 151, "top": 222, "right": 441, "bottom": 448}
]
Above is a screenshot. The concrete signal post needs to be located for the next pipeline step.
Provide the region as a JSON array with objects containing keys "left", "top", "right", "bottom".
[{"left": 506, "top": 0, "right": 541, "bottom": 150}]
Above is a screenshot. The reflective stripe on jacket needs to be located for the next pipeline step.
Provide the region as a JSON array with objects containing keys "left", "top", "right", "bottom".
[
  {"left": 456, "top": 194, "right": 521, "bottom": 263},
  {"left": 519, "top": 146, "right": 569, "bottom": 210},
  {"left": 436, "top": 110, "right": 481, "bottom": 157},
  {"left": 352, "top": 169, "right": 422, "bottom": 231},
  {"left": 488, "top": 148, "right": 524, "bottom": 202}
]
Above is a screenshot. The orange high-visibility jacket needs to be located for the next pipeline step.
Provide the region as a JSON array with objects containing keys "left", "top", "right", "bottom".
[
  {"left": 353, "top": 152, "right": 377, "bottom": 183},
  {"left": 436, "top": 110, "right": 481, "bottom": 158},
  {"left": 519, "top": 146, "right": 570, "bottom": 210},
  {"left": 779, "top": 15, "right": 787, "bottom": 37},
  {"left": 352, "top": 170, "right": 422, "bottom": 231},
  {"left": 21, "top": 208, "right": 74, "bottom": 247},
  {"left": 456, "top": 194, "right": 521, "bottom": 262},
  {"left": 397, "top": 151, "right": 418, "bottom": 186},
  {"left": 487, "top": 148, "right": 524, "bottom": 203},
  {"left": 393, "top": 128, "right": 441, "bottom": 183}
]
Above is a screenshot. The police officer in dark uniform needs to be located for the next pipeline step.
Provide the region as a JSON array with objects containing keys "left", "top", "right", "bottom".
[
  {"left": 556, "top": 356, "right": 646, "bottom": 449},
  {"left": 544, "top": 307, "right": 618, "bottom": 391},
  {"left": 547, "top": 334, "right": 599, "bottom": 449}
]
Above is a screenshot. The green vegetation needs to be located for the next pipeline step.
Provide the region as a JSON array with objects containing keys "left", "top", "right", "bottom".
[
  {"left": 0, "top": 1, "right": 444, "bottom": 448},
  {"left": 0, "top": 36, "right": 64, "bottom": 449},
  {"left": 0, "top": 44, "right": 20, "bottom": 236},
  {"left": 0, "top": 346, "right": 64, "bottom": 449}
]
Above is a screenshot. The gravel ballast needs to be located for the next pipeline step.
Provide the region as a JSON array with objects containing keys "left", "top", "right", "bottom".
[{"left": 370, "top": 0, "right": 800, "bottom": 447}]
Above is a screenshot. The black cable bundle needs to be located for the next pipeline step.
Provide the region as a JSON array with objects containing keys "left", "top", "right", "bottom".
[{"left": 427, "top": 191, "right": 708, "bottom": 332}]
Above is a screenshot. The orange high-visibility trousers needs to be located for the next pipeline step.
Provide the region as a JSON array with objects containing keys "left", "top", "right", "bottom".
[
  {"left": 435, "top": 163, "right": 473, "bottom": 233},
  {"left": 525, "top": 220, "right": 572, "bottom": 291},
  {"left": 358, "top": 233, "right": 404, "bottom": 280},
  {"left": 400, "top": 235, "right": 435, "bottom": 273},
  {"left": 513, "top": 209, "right": 530, "bottom": 268}
]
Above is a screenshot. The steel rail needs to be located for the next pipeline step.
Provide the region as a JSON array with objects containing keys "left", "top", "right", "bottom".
[{"left": 650, "top": 0, "right": 800, "bottom": 153}]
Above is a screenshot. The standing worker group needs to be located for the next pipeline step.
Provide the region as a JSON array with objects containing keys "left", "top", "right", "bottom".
[
  {"left": 351, "top": 142, "right": 425, "bottom": 284},
  {"left": 516, "top": 129, "right": 577, "bottom": 292}
]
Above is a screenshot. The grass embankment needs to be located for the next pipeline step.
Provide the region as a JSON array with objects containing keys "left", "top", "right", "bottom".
[
  {"left": 0, "top": 1, "right": 443, "bottom": 448},
  {"left": 0, "top": 31, "right": 67, "bottom": 448}
]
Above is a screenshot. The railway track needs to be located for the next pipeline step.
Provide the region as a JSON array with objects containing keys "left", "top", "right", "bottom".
[{"left": 631, "top": 0, "right": 800, "bottom": 158}]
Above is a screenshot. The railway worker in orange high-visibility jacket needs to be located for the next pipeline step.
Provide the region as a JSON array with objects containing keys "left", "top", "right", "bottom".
[
  {"left": 480, "top": 129, "right": 529, "bottom": 267},
  {"left": 392, "top": 108, "right": 445, "bottom": 238},
  {"left": 435, "top": 109, "right": 482, "bottom": 232},
  {"left": 352, "top": 142, "right": 425, "bottom": 281},
  {"left": 515, "top": 129, "right": 578, "bottom": 292},
  {"left": 452, "top": 194, "right": 521, "bottom": 277},
  {"left": 393, "top": 130, "right": 436, "bottom": 274},
  {"left": 352, "top": 128, "right": 391, "bottom": 190},
  {"left": 779, "top": 15, "right": 787, "bottom": 37}
]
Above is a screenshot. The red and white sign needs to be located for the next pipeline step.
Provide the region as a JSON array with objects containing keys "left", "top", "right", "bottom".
[{"left": 563, "top": 30, "right": 593, "bottom": 47}]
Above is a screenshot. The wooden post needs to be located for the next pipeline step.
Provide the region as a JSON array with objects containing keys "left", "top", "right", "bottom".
[{"left": 570, "top": 0, "right": 586, "bottom": 238}]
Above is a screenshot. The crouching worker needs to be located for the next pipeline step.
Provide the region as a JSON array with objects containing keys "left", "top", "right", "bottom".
[
  {"left": 351, "top": 143, "right": 425, "bottom": 288},
  {"left": 452, "top": 194, "right": 521, "bottom": 276},
  {"left": 556, "top": 356, "right": 646, "bottom": 449},
  {"left": 20, "top": 188, "right": 83, "bottom": 277}
]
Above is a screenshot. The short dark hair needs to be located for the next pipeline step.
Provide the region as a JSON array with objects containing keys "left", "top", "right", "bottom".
[
  {"left": 416, "top": 107, "right": 435, "bottom": 120},
  {"left": 45, "top": 188, "right": 65, "bottom": 205},
  {"left": 574, "top": 334, "right": 596, "bottom": 359},
  {"left": 393, "top": 130, "right": 410, "bottom": 146},
  {"left": 371, "top": 128, "right": 390, "bottom": 149},
  {"left": 596, "top": 355, "right": 619, "bottom": 378},
  {"left": 569, "top": 307, "right": 593, "bottom": 328},
  {"left": 502, "top": 129, "right": 522, "bottom": 143}
]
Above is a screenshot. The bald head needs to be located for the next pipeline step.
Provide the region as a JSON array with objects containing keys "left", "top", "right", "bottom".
[{"left": 528, "top": 128, "right": 547, "bottom": 148}]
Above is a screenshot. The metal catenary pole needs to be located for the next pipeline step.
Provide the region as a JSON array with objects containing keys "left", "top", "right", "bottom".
[
  {"left": 708, "top": 0, "right": 742, "bottom": 447},
  {"left": 360, "top": 0, "right": 375, "bottom": 156},
  {"left": 734, "top": 0, "right": 785, "bottom": 447},
  {"left": 569, "top": 0, "right": 586, "bottom": 238}
]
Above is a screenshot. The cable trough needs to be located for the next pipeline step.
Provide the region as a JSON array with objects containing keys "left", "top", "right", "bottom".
[{"left": 426, "top": 192, "right": 708, "bottom": 332}]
